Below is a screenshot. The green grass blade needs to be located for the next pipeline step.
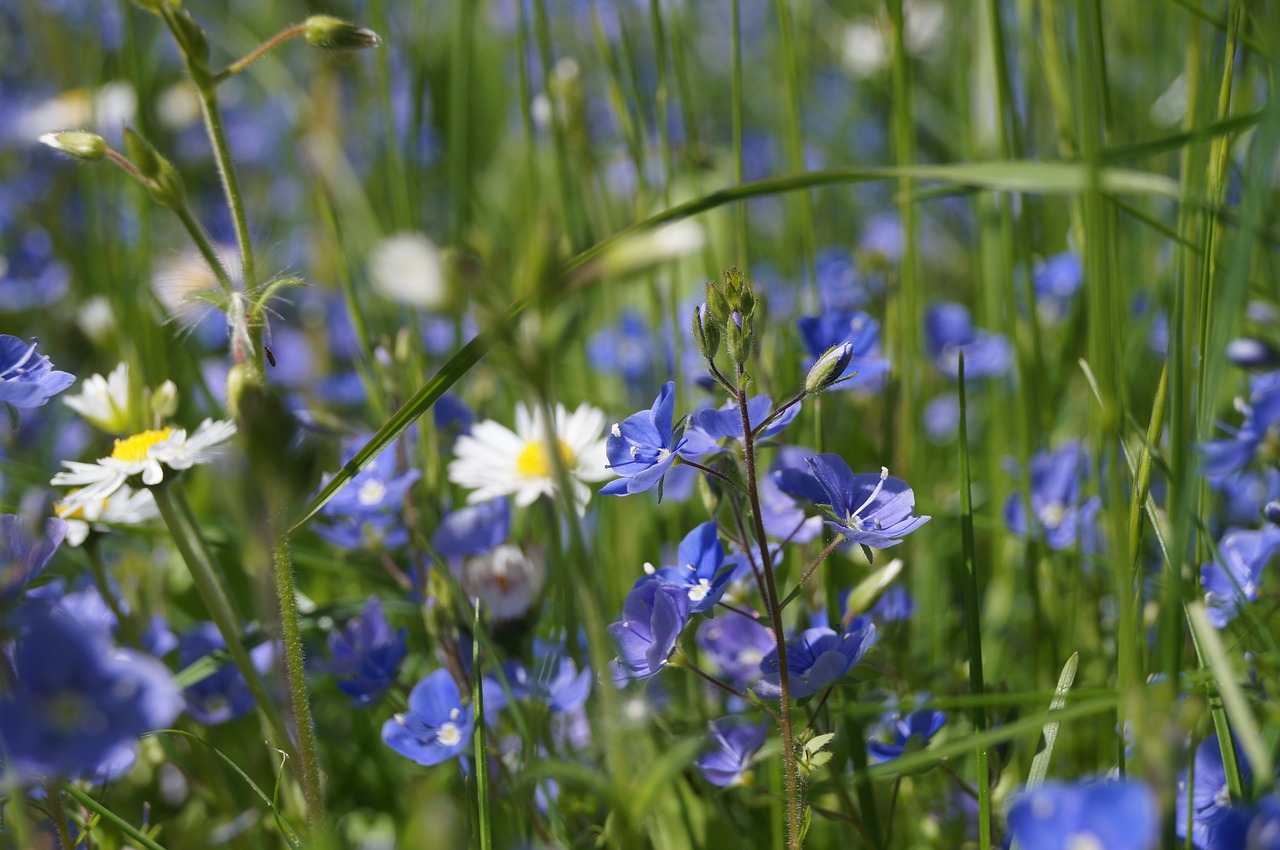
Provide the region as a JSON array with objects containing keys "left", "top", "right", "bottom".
[
  {"left": 472, "top": 600, "right": 493, "bottom": 850},
  {"left": 61, "top": 783, "right": 170, "bottom": 850},
  {"left": 1026, "top": 653, "right": 1080, "bottom": 788}
]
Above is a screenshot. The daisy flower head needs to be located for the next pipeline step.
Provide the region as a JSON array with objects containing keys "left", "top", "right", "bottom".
[
  {"left": 448, "top": 402, "right": 611, "bottom": 510},
  {"left": 51, "top": 419, "right": 237, "bottom": 512},
  {"left": 56, "top": 485, "right": 159, "bottom": 547}
]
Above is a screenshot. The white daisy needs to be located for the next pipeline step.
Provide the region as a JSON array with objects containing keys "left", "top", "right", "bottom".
[
  {"left": 448, "top": 402, "right": 611, "bottom": 509},
  {"left": 63, "top": 362, "right": 132, "bottom": 433},
  {"left": 56, "top": 485, "right": 159, "bottom": 546},
  {"left": 51, "top": 419, "right": 238, "bottom": 512},
  {"left": 461, "top": 544, "right": 546, "bottom": 622}
]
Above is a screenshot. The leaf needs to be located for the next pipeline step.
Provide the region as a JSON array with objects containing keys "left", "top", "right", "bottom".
[
  {"left": 805, "top": 732, "right": 836, "bottom": 755},
  {"left": 1025, "top": 653, "right": 1079, "bottom": 789}
]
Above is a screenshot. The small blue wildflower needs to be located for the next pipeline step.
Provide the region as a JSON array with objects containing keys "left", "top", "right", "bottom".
[
  {"left": 0, "top": 227, "right": 70, "bottom": 312},
  {"left": 433, "top": 392, "right": 474, "bottom": 442},
  {"left": 24, "top": 577, "right": 120, "bottom": 636},
  {"left": 432, "top": 498, "right": 511, "bottom": 560},
  {"left": 1249, "top": 796, "right": 1280, "bottom": 849},
  {"left": 1, "top": 514, "right": 66, "bottom": 605},
  {"left": 1032, "top": 250, "right": 1083, "bottom": 324},
  {"left": 316, "top": 596, "right": 407, "bottom": 706},
  {"left": 759, "top": 447, "right": 824, "bottom": 544},
  {"left": 680, "top": 395, "right": 800, "bottom": 458},
  {"left": 796, "top": 311, "right": 890, "bottom": 393},
  {"left": 814, "top": 248, "right": 871, "bottom": 312},
  {"left": 320, "top": 437, "right": 422, "bottom": 516},
  {"left": 867, "top": 708, "right": 946, "bottom": 762},
  {"left": 179, "top": 623, "right": 277, "bottom": 725},
  {"left": 1005, "top": 442, "right": 1102, "bottom": 551},
  {"left": 383, "top": 669, "right": 473, "bottom": 767},
  {"left": 1201, "top": 526, "right": 1280, "bottom": 627},
  {"left": 696, "top": 717, "right": 770, "bottom": 787},
  {"left": 488, "top": 642, "right": 592, "bottom": 715},
  {"left": 775, "top": 453, "right": 931, "bottom": 549},
  {"left": 0, "top": 609, "right": 181, "bottom": 780},
  {"left": 755, "top": 620, "right": 877, "bottom": 700},
  {"left": 647, "top": 522, "right": 733, "bottom": 613},
  {"left": 1226, "top": 338, "right": 1280, "bottom": 371},
  {"left": 923, "top": 394, "right": 962, "bottom": 442},
  {"left": 314, "top": 511, "right": 410, "bottom": 551},
  {"left": 697, "top": 614, "right": 774, "bottom": 691},
  {"left": 0, "top": 335, "right": 74, "bottom": 409},
  {"left": 587, "top": 312, "right": 660, "bottom": 389},
  {"left": 924, "top": 302, "right": 1012, "bottom": 380},
  {"left": 1177, "top": 736, "right": 1254, "bottom": 850},
  {"left": 1201, "top": 372, "right": 1280, "bottom": 478},
  {"left": 608, "top": 580, "right": 690, "bottom": 682},
  {"left": 1008, "top": 779, "right": 1158, "bottom": 850},
  {"left": 870, "top": 585, "right": 915, "bottom": 624},
  {"left": 1213, "top": 468, "right": 1280, "bottom": 528},
  {"left": 601, "top": 381, "right": 687, "bottom": 496}
]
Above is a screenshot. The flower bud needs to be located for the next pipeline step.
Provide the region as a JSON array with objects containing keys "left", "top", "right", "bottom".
[
  {"left": 123, "top": 128, "right": 185, "bottom": 208},
  {"left": 705, "top": 281, "right": 731, "bottom": 325},
  {"left": 693, "top": 305, "right": 721, "bottom": 361},
  {"left": 39, "top": 131, "right": 107, "bottom": 161},
  {"left": 1265, "top": 500, "right": 1280, "bottom": 525},
  {"left": 726, "top": 319, "right": 747, "bottom": 367},
  {"left": 805, "top": 342, "right": 854, "bottom": 394},
  {"left": 151, "top": 380, "right": 179, "bottom": 421},
  {"left": 304, "top": 15, "right": 382, "bottom": 51}
]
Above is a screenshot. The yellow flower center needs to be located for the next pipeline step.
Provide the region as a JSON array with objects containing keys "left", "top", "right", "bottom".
[
  {"left": 515, "top": 439, "right": 576, "bottom": 478},
  {"left": 111, "top": 428, "right": 172, "bottom": 463}
]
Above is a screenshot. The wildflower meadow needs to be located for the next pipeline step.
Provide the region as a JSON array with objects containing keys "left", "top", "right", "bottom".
[{"left": 4, "top": 1, "right": 1280, "bottom": 848}]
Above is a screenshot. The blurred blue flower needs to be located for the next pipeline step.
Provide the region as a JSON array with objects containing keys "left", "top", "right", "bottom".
[
  {"left": 1004, "top": 442, "right": 1102, "bottom": 552},
  {"left": 814, "top": 248, "right": 873, "bottom": 312},
  {"left": 608, "top": 580, "right": 690, "bottom": 681},
  {"left": 697, "top": 614, "right": 774, "bottom": 690},
  {"left": 1008, "top": 779, "right": 1158, "bottom": 850},
  {"left": 646, "top": 521, "right": 732, "bottom": 613},
  {"left": 588, "top": 312, "right": 661, "bottom": 389},
  {"left": 1200, "top": 526, "right": 1280, "bottom": 628},
  {"left": 1213, "top": 469, "right": 1280, "bottom": 528},
  {"left": 321, "top": 438, "right": 421, "bottom": 516},
  {"left": 0, "top": 335, "right": 74, "bottom": 408},
  {"left": 1226, "top": 338, "right": 1280, "bottom": 371},
  {"left": 923, "top": 394, "right": 962, "bottom": 442},
  {"left": 316, "top": 596, "right": 407, "bottom": 706},
  {"left": 1, "top": 514, "right": 65, "bottom": 605},
  {"left": 681, "top": 395, "right": 800, "bottom": 458},
  {"left": 797, "top": 311, "right": 890, "bottom": 392},
  {"left": 1177, "top": 736, "right": 1254, "bottom": 850},
  {"left": 775, "top": 453, "right": 930, "bottom": 549},
  {"left": 1201, "top": 372, "right": 1280, "bottom": 478},
  {"left": 924, "top": 302, "right": 1012, "bottom": 380},
  {"left": 870, "top": 585, "right": 915, "bottom": 623},
  {"left": 0, "top": 609, "right": 181, "bottom": 780},
  {"left": 1032, "top": 250, "right": 1083, "bottom": 324},
  {"left": 432, "top": 498, "right": 511, "bottom": 561},
  {"left": 696, "top": 717, "right": 770, "bottom": 787},
  {"left": 179, "top": 623, "right": 277, "bottom": 726},
  {"left": 383, "top": 669, "right": 473, "bottom": 767},
  {"left": 486, "top": 641, "right": 592, "bottom": 716},
  {"left": 867, "top": 707, "right": 946, "bottom": 762},
  {"left": 755, "top": 620, "right": 876, "bottom": 700},
  {"left": 602, "top": 381, "right": 687, "bottom": 496},
  {"left": 759, "top": 447, "right": 824, "bottom": 544},
  {"left": 0, "top": 227, "right": 70, "bottom": 311}
]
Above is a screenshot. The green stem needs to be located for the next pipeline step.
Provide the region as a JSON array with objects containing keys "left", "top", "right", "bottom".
[
  {"left": 193, "top": 81, "right": 256, "bottom": 292},
  {"left": 151, "top": 483, "right": 292, "bottom": 761},
  {"left": 472, "top": 599, "right": 493, "bottom": 850},
  {"left": 62, "top": 783, "right": 169, "bottom": 850},
  {"left": 84, "top": 539, "right": 138, "bottom": 647},
  {"left": 272, "top": 521, "right": 325, "bottom": 827},
  {"left": 46, "top": 786, "right": 74, "bottom": 850},
  {"left": 214, "top": 24, "right": 305, "bottom": 83}
]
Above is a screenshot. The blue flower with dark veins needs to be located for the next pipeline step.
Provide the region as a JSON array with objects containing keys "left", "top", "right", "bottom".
[
  {"left": 696, "top": 717, "right": 770, "bottom": 787},
  {"left": 1008, "top": 779, "right": 1159, "bottom": 850},
  {"left": 383, "top": 669, "right": 473, "bottom": 767},
  {"left": 320, "top": 437, "right": 422, "bottom": 516},
  {"left": 601, "top": 381, "right": 687, "bottom": 496},
  {"left": 608, "top": 580, "right": 690, "bottom": 682},
  {"left": 647, "top": 521, "right": 733, "bottom": 613},
  {"left": 755, "top": 620, "right": 877, "bottom": 700},
  {"left": 775, "top": 453, "right": 931, "bottom": 549},
  {"left": 0, "top": 335, "right": 74, "bottom": 409},
  {"left": 316, "top": 596, "right": 407, "bottom": 706}
]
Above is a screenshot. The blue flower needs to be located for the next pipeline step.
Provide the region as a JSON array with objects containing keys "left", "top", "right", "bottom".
[
  {"left": 1201, "top": 526, "right": 1280, "bottom": 627},
  {"left": 179, "top": 623, "right": 277, "bottom": 725},
  {"left": 432, "top": 498, "right": 511, "bottom": 560},
  {"left": 1201, "top": 372, "right": 1280, "bottom": 478},
  {"left": 1, "top": 514, "right": 66, "bottom": 605},
  {"left": 608, "top": 580, "right": 690, "bottom": 681},
  {"left": 601, "top": 381, "right": 687, "bottom": 496},
  {"left": 696, "top": 717, "right": 770, "bottom": 787},
  {"left": 867, "top": 708, "right": 946, "bottom": 762},
  {"left": 1005, "top": 442, "right": 1102, "bottom": 551},
  {"left": 775, "top": 453, "right": 931, "bottom": 549},
  {"left": 1032, "top": 250, "right": 1083, "bottom": 324},
  {"left": 697, "top": 614, "right": 775, "bottom": 690},
  {"left": 924, "top": 302, "right": 1012, "bottom": 380},
  {"left": 647, "top": 522, "right": 733, "bottom": 613},
  {"left": 486, "top": 642, "right": 592, "bottom": 716},
  {"left": 382, "top": 669, "right": 473, "bottom": 766},
  {"left": 587, "top": 311, "right": 661, "bottom": 389},
  {"left": 320, "top": 437, "right": 421, "bottom": 516},
  {"left": 680, "top": 395, "right": 800, "bottom": 458},
  {"left": 755, "top": 620, "right": 877, "bottom": 700},
  {"left": 759, "top": 448, "right": 825, "bottom": 544},
  {"left": 870, "top": 585, "right": 915, "bottom": 624},
  {"left": 0, "top": 609, "right": 181, "bottom": 780},
  {"left": 796, "top": 311, "right": 890, "bottom": 393},
  {"left": 1008, "top": 779, "right": 1158, "bottom": 850},
  {"left": 1178, "top": 736, "right": 1254, "bottom": 850},
  {"left": 316, "top": 596, "right": 407, "bottom": 706},
  {"left": 0, "top": 335, "right": 74, "bottom": 409}
]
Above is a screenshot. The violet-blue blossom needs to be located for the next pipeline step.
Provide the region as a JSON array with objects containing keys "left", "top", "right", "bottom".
[
  {"left": 1201, "top": 372, "right": 1280, "bottom": 478},
  {"left": 775, "top": 453, "right": 931, "bottom": 549},
  {"left": 1004, "top": 442, "right": 1102, "bottom": 552},
  {"left": 0, "top": 609, "right": 181, "bottom": 780},
  {"left": 179, "top": 623, "right": 277, "bottom": 725},
  {"left": 432, "top": 498, "right": 511, "bottom": 560},
  {"left": 487, "top": 642, "right": 592, "bottom": 715},
  {"left": 680, "top": 395, "right": 800, "bottom": 458},
  {"left": 1008, "top": 779, "right": 1159, "bottom": 850},
  {"left": 697, "top": 614, "right": 774, "bottom": 690},
  {"left": 1, "top": 514, "right": 66, "bottom": 604},
  {"left": 924, "top": 302, "right": 1012, "bottom": 381},
  {"left": 315, "top": 596, "right": 407, "bottom": 706},
  {"left": 759, "top": 447, "right": 824, "bottom": 544},
  {"left": 382, "top": 669, "right": 473, "bottom": 767},
  {"left": 797, "top": 311, "right": 890, "bottom": 392},
  {"left": 0, "top": 335, "right": 74, "bottom": 409},
  {"left": 1177, "top": 736, "right": 1254, "bottom": 850},
  {"left": 696, "top": 717, "right": 770, "bottom": 787},
  {"left": 1032, "top": 250, "right": 1083, "bottom": 324},
  {"left": 647, "top": 521, "right": 733, "bottom": 613},
  {"left": 867, "top": 708, "right": 946, "bottom": 762},
  {"left": 601, "top": 381, "right": 687, "bottom": 496},
  {"left": 755, "top": 619, "right": 877, "bottom": 700},
  {"left": 1201, "top": 526, "right": 1280, "bottom": 628},
  {"left": 608, "top": 580, "right": 690, "bottom": 682}
]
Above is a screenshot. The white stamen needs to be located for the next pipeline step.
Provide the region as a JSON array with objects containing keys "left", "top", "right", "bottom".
[{"left": 611, "top": 423, "right": 622, "bottom": 437}]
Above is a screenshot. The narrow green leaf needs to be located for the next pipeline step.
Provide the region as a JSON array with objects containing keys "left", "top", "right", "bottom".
[
  {"left": 61, "top": 783, "right": 170, "bottom": 850},
  {"left": 1026, "top": 653, "right": 1079, "bottom": 789}
]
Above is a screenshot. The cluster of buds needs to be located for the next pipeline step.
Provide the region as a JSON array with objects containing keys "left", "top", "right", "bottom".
[{"left": 695, "top": 268, "right": 758, "bottom": 374}]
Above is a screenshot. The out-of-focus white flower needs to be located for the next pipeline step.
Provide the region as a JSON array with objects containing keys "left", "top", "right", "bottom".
[
  {"left": 839, "top": 2, "right": 947, "bottom": 79},
  {"left": 52, "top": 419, "right": 238, "bottom": 512},
  {"left": 367, "top": 233, "right": 449, "bottom": 310},
  {"left": 57, "top": 485, "right": 159, "bottom": 547},
  {"left": 1151, "top": 73, "right": 1188, "bottom": 128},
  {"left": 151, "top": 244, "right": 240, "bottom": 331},
  {"left": 156, "top": 83, "right": 203, "bottom": 131},
  {"left": 17, "top": 82, "right": 136, "bottom": 142},
  {"left": 841, "top": 19, "right": 889, "bottom": 77},
  {"left": 64, "top": 363, "right": 132, "bottom": 434},
  {"left": 461, "top": 544, "right": 546, "bottom": 622},
  {"left": 448, "top": 403, "right": 611, "bottom": 510},
  {"left": 76, "top": 297, "right": 117, "bottom": 345}
]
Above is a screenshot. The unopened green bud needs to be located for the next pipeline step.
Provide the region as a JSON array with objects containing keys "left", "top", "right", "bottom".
[
  {"left": 124, "top": 127, "right": 161, "bottom": 179},
  {"left": 123, "top": 128, "right": 184, "bottom": 208},
  {"left": 705, "top": 281, "right": 731, "bottom": 325},
  {"left": 39, "top": 131, "right": 107, "bottom": 161},
  {"left": 726, "top": 318, "right": 747, "bottom": 366},
  {"left": 304, "top": 15, "right": 382, "bottom": 51},
  {"left": 692, "top": 305, "right": 721, "bottom": 362},
  {"left": 225, "top": 363, "right": 251, "bottom": 420},
  {"left": 151, "top": 380, "right": 180, "bottom": 420},
  {"left": 805, "top": 342, "right": 854, "bottom": 395},
  {"left": 738, "top": 281, "right": 756, "bottom": 318},
  {"left": 170, "top": 10, "right": 209, "bottom": 66}
]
